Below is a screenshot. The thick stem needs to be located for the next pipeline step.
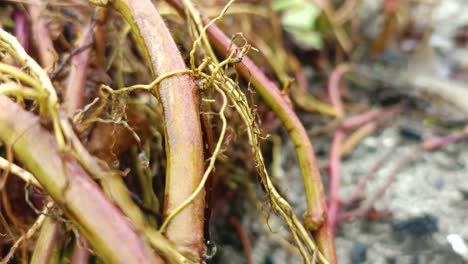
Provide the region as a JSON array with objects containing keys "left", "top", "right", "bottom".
[
  {"left": 164, "top": 0, "right": 335, "bottom": 261},
  {"left": 0, "top": 96, "right": 162, "bottom": 264},
  {"left": 95, "top": 0, "right": 205, "bottom": 260}
]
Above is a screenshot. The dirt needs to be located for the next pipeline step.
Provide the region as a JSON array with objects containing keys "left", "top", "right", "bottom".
[{"left": 333, "top": 126, "right": 468, "bottom": 264}]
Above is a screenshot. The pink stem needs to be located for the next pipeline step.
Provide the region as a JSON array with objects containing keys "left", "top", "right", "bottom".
[
  {"left": 328, "top": 64, "right": 349, "bottom": 116},
  {"left": 28, "top": 6, "right": 56, "bottom": 71},
  {"left": 71, "top": 237, "right": 90, "bottom": 264},
  {"left": 65, "top": 25, "right": 92, "bottom": 115},
  {"left": 423, "top": 130, "right": 468, "bottom": 151},
  {"left": 341, "top": 104, "right": 401, "bottom": 129},
  {"left": 327, "top": 128, "right": 345, "bottom": 233},
  {"left": 13, "top": 11, "right": 29, "bottom": 53}
]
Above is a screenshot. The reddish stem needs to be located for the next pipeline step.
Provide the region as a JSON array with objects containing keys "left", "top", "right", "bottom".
[
  {"left": 202, "top": 10, "right": 327, "bottom": 228},
  {"left": 165, "top": 1, "right": 335, "bottom": 261},
  {"left": 327, "top": 128, "right": 345, "bottom": 233},
  {"left": 31, "top": 218, "right": 61, "bottom": 263},
  {"left": 328, "top": 64, "right": 349, "bottom": 116},
  {"left": 13, "top": 11, "right": 29, "bottom": 53},
  {"left": 341, "top": 104, "right": 401, "bottom": 130},
  {"left": 423, "top": 130, "right": 468, "bottom": 151},
  {"left": 0, "top": 96, "right": 162, "bottom": 263},
  {"left": 71, "top": 237, "right": 90, "bottom": 264},
  {"left": 109, "top": 0, "right": 206, "bottom": 259},
  {"left": 28, "top": 6, "right": 56, "bottom": 71},
  {"left": 65, "top": 25, "right": 93, "bottom": 115},
  {"left": 228, "top": 216, "right": 253, "bottom": 264},
  {"left": 94, "top": 7, "right": 109, "bottom": 68}
]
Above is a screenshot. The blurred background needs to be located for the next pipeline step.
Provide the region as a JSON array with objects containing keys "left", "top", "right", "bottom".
[{"left": 0, "top": 0, "right": 467, "bottom": 263}]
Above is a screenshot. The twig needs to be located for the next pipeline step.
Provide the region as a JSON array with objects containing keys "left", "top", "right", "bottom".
[
  {"left": 325, "top": 65, "right": 399, "bottom": 233},
  {"left": 341, "top": 104, "right": 402, "bottom": 129},
  {"left": 160, "top": 82, "right": 228, "bottom": 232},
  {"left": 423, "top": 129, "right": 468, "bottom": 150},
  {"left": 325, "top": 64, "right": 347, "bottom": 234},
  {"left": 94, "top": 7, "right": 109, "bottom": 68}
]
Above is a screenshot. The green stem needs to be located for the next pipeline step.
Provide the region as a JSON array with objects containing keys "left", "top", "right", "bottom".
[
  {"left": 31, "top": 217, "right": 61, "bottom": 264},
  {"left": 165, "top": 1, "right": 335, "bottom": 262},
  {"left": 0, "top": 96, "right": 162, "bottom": 264},
  {"left": 90, "top": 0, "right": 206, "bottom": 260}
]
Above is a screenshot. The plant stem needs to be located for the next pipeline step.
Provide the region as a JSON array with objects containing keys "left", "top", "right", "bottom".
[
  {"left": 328, "top": 64, "right": 349, "bottom": 117},
  {"left": 30, "top": 217, "right": 61, "bottom": 264},
  {"left": 208, "top": 14, "right": 328, "bottom": 229},
  {"left": 89, "top": 0, "right": 206, "bottom": 260},
  {"left": 327, "top": 128, "right": 344, "bottom": 233},
  {"left": 0, "top": 96, "right": 162, "bottom": 264},
  {"left": 28, "top": 4, "right": 56, "bottom": 72},
  {"left": 228, "top": 216, "right": 253, "bottom": 264},
  {"left": 65, "top": 24, "right": 93, "bottom": 115},
  {"left": 340, "top": 122, "right": 377, "bottom": 157},
  {"left": 71, "top": 237, "right": 90, "bottom": 264},
  {"left": 164, "top": 1, "right": 335, "bottom": 261},
  {"left": 13, "top": 11, "right": 29, "bottom": 52}
]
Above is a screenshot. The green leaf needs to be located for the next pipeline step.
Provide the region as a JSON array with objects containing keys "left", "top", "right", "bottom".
[
  {"left": 281, "top": 2, "right": 319, "bottom": 30},
  {"left": 287, "top": 28, "right": 323, "bottom": 49},
  {"left": 272, "top": 0, "right": 303, "bottom": 11}
]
